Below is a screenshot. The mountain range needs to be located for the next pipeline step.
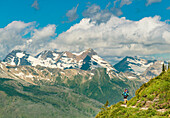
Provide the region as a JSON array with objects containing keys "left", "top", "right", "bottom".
[
  {"left": 0, "top": 49, "right": 165, "bottom": 117},
  {"left": 2, "top": 49, "right": 163, "bottom": 81},
  {"left": 3, "top": 49, "right": 116, "bottom": 72}
]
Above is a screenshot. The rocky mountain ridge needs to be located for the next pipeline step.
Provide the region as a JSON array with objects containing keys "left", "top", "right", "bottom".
[
  {"left": 0, "top": 49, "right": 166, "bottom": 117},
  {"left": 2, "top": 49, "right": 164, "bottom": 82},
  {"left": 114, "top": 56, "right": 163, "bottom": 81},
  {"left": 3, "top": 48, "right": 116, "bottom": 72}
]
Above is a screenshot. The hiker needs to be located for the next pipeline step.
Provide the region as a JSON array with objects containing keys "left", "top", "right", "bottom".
[{"left": 122, "top": 89, "right": 129, "bottom": 104}]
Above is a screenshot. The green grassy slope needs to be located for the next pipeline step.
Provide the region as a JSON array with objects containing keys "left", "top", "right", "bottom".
[
  {"left": 95, "top": 70, "right": 170, "bottom": 118},
  {"left": 0, "top": 78, "right": 103, "bottom": 118},
  {"left": 34, "top": 68, "right": 143, "bottom": 104},
  {"left": 3, "top": 65, "right": 143, "bottom": 105}
]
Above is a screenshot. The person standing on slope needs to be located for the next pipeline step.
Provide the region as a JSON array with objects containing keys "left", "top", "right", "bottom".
[{"left": 122, "top": 89, "right": 129, "bottom": 105}]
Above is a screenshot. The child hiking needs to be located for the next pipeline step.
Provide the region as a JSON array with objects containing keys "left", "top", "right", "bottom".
[{"left": 122, "top": 89, "right": 129, "bottom": 105}]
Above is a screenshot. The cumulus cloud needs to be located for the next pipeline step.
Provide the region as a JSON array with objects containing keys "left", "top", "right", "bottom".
[
  {"left": 82, "top": 4, "right": 122, "bottom": 24},
  {"left": 48, "top": 15, "right": 170, "bottom": 57},
  {"left": 0, "top": 21, "right": 35, "bottom": 59},
  {"left": 31, "top": 24, "right": 56, "bottom": 40},
  {"left": 0, "top": 21, "right": 57, "bottom": 59},
  {"left": 1, "top": 15, "right": 169, "bottom": 60},
  {"left": 167, "top": 7, "right": 170, "bottom": 10},
  {"left": 32, "top": 0, "right": 39, "bottom": 10},
  {"left": 23, "top": 24, "right": 57, "bottom": 53},
  {"left": 146, "top": 0, "right": 162, "bottom": 6},
  {"left": 66, "top": 4, "right": 79, "bottom": 22}
]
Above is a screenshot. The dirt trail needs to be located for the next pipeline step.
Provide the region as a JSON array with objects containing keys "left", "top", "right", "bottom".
[{"left": 120, "top": 104, "right": 167, "bottom": 113}]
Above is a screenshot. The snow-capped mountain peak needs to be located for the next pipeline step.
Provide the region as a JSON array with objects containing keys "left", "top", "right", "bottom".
[
  {"left": 114, "top": 56, "right": 158, "bottom": 75},
  {"left": 3, "top": 49, "right": 117, "bottom": 72},
  {"left": 3, "top": 50, "right": 31, "bottom": 66},
  {"left": 35, "top": 50, "right": 62, "bottom": 60}
]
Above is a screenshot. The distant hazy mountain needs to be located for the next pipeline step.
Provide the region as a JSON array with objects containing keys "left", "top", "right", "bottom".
[
  {"left": 114, "top": 56, "right": 163, "bottom": 81},
  {"left": 114, "top": 56, "right": 156, "bottom": 75}
]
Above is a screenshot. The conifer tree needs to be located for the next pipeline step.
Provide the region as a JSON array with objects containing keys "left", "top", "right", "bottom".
[
  {"left": 104, "top": 100, "right": 109, "bottom": 108},
  {"left": 101, "top": 100, "right": 109, "bottom": 111},
  {"left": 162, "top": 63, "right": 165, "bottom": 72}
]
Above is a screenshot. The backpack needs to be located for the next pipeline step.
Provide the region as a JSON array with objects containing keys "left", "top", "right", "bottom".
[{"left": 123, "top": 92, "right": 129, "bottom": 97}]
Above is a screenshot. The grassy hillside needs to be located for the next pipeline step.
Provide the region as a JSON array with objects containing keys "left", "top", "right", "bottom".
[
  {"left": 3, "top": 64, "right": 143, "bottom": 104},
  {"left": 34, "top": 68, "right": 142, "bottom": 104},
  {"left": 95, "top": 69, "right": 170, "bottom": 118},
  {"left": 0, "top": 64, "right": 144, "bottom": 117},
  {"left": 0, "top": 78, "right": 103, "bottom": 118}
]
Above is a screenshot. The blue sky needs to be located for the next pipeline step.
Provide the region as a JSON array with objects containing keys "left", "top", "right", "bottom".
[
  {"left": 0, "top": 0, "right": 170, "bottom": 60},
  {"left": 0, "top": 0, "right": 169, "bottom": 34}
]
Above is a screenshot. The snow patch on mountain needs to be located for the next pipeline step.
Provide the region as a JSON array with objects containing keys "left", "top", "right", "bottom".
[
  {"left": 16, "top": 52, "right": 25, "bottom": 58},
  {"left": 127, "top": 76, "right": 136, "bottom": 80},
  {"left": 114, "top": 56, "right": 161, "bottom": 78},
  {"left": 10, "top": 57, "right": 16, "bottom": 66},
  {"left": 53, "top": 53, "right": 60, "bottom": 60},
  {"left": 15, "top": 72, "right": 25, "bottom": 76},
  {"left": 3, "top": 49, "right": 118, "bottom": 73},
  {"left": 92, "top": 55, "right": 116, "bottom": 72},
  {"left": 72, "top": 50, "right": 86, "bottom": 56},
  {"left": 126, "top": 58, "right": 154, "bottom": 75},
  {"left": 25, "top": 74, "right": 34, "bottom": 78},
  {"left": 28, "top": 56, "right": 57, "bottom": 68}
]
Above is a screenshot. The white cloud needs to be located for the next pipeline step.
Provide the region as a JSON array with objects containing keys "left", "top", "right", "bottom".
[
  {"left": 111, "top": 7, "right": 123, "bottom": 16},
  {"left": 32, "top": 0, "right": 39, "bottom": 10},
  {"left": 113, "top": 0, "right": 132, "bottom": 8},
  {"left": 66, "top": 4, "right": 79, "bottom": 22},
  {"left": 162, "top": 31, "right": 170, "bottom": 43},
  {"left": 83, "top": 4, "right": 101, "bottom": 17},
  {"left": 0, "top": 21, "right": 57, "bottom": 60},
  {"left": 0, "top": 21, "right": 35, "bottom": 59},
  {"left": 0, "top": 15, "right": 169, "bottom": 60},
  {"left": 16, "top": 24, "right": 57, "bottom": 54},
  {"left": 48, "top": 15, "right": 170, "bottom": 57},
  {"left": 146, "top": 0, "right": 162, "bottom": 6},
  {"left": 120, "top": 0, "right": 132, "bottom": 7},
  {"left": 82, "top": 4, "right": 122, "bottom": 24},
  {"left": 114, "top": 0, "right": 120, "bottom": 7},
  {"left": 167, "top": 7, "right": 170, "bottom": 10},
  {"left": 32, "top": 24, "right": 56, "bottom": 40}
]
